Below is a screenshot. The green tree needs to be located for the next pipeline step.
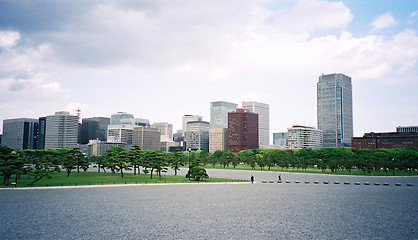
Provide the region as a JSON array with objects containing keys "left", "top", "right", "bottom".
[
  {"left": 104, "top": 146, "right": 126, "bottom": 176},
  {"left": 129, "top": 145, "right": 143, "bottom": 175},
  {"left": 211, "top": 150, "right": 223, "bottom": 167},
  {"left": 170, "top": 150, "right": 184, "bottom": 175},
  {"left": 0, "top": 146, "right": 25, "bottom": 186},
  {"left": 115, "top": 150, "right": 131, "bottom": 178},
  {"left": 27, "top": 150, "right": 61, "bottom": 186},
  {"left": 198, "top": 149, "right": 210, "bottom": 167},
  {"left": 254, "top": 153, "right": 265, "bottom": 170},
  {"left": 186, "top": 159, "right": 209, "bottom": 181}
]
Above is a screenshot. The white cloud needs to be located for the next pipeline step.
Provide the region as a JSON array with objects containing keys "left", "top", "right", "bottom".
[
  {"left": 371, "top": 13, "right": 397, "bottom": 31},
  {"left": 0, "top": 31, "right": 20, "bottom": 49},
  {"left": 273, "top": 0, "right": 352, "bottom": 36},
  {"left": 0, "top": 1, "right": 417, "bottom": 136}
]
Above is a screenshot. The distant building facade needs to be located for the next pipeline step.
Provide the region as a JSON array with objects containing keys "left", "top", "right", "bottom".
[
  {"left": 317, "top": 73, "right": 353, "bottom": 148},
  {"left": 2, "top": 118, "right": 39, "bottom": 150},
  {"left": 396, "top": 126, "right": 418, "bottom": 133},
  {"left": 110, "top": 112, "right": 134, "bottom": 125},
  {"left": 182, "top": 115, "right": 202, "bottom": 137},
  {"left": 186, "top": 120, "right": 210, "bottom": 150},
  {"left": 107, "top": 124, "right": 134, "bottom": 144},
  {"left": 81, "top": 117, "right": 110, "bottom": 144},
  {"left": 273, "top": 132, "right": 287, "bottom": 148},
  {"left": 209, "top": 101, "right": 236, "bottom": 153},
  {"left": 209, "top": 128, "right": 228, "bottom": 153},
  {"left": 287, "top": 125, "right": 322, "bottom": 149},
  {"left": 37, "top": 117, "right": 46, "bottom": 149},
  {"left": 88, "top": 139, "right": 128, "bottom": 157},
  {"left": 120, "top": 118, "right": 150, "bottom": 127},
  {"left": 151, "top": 122, "right": 173, "bottom": 142},
  {"left": 228, "top": 109, "right": 258, "bottom": 153},
  {"left": 242, "top": 101, "right": 269, "bottom": 146},
  {"left": 210, "top": 101, "right": 237, "bottom": 129},
  {"left": 351, "top": 131, "right": 418, "bottom": 149},
  {"left": 132, "top": 126, "right": 161, "bottom": 151},
  {"left": 45, "top": 111, "right": 78, "bottom": 149}
]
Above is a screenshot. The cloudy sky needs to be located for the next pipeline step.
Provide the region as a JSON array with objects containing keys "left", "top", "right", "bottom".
[{"left": 0, "top": 0, "right": 417, "bottom": 140}]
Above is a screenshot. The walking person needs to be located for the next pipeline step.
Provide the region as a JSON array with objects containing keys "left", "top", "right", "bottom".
[{"left": 251, "top": 175, "right": 254, "bottom": 184}]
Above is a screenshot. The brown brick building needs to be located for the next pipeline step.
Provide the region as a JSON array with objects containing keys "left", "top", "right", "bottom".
[
  {"left": 351, "top": 131, "right": 418, "bottom": 149},
  {"left": 228, "top": 109, "right": 259, "bottom": 153}
]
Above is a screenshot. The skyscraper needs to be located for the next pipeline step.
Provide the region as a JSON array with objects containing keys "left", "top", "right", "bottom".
[
  {"left": 228, "top": 109, "right": 258, "bottom": 153},
  {"left": 242, "top": 101, "right": 269, "bottom": 146},
  {"left": 317, "top": 73, "right": 353, "bottom": 148},
  {"left": 209, "top": 101, "right": 237, "bottom": 152},
  {"left": 45, "top": 111, "right": 78, "bottom": 149},
  {"left": 81, "top": 117, "right": 110, "bottom": 144},
  {"left": 2, "top": 118, "right": 39, "bottom": 150},
  {"left": 182, "top": 115, "right": 202, "bottom": 137},
  {"left": 210, "top": 101, "right": 237, "bottom": 129},
  {"left": 186, "top": 120, "right": 210, "bottom": 150}
]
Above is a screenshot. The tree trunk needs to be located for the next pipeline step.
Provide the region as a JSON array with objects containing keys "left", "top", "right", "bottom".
[
  {"left": 150, "top": 168, "right": 154, "bottom": 179},
  {"left": 134, "top": 165, "right": 137, "bottom": 175},
  {"left": 29, "top": 176, "right": 44, "bottom": 186},
  {"left": 98, "top": 164, "right": 101, "bottom": 173},
  {"left": 77, "top": 165, "right": 80, "bottom": 173},
  {"left": 121, "top": 168, "right": 124, "bottom": 178},
  {"left": 4, "top": 176, "right": 10, "bottom": 186},
  {"left": 159, "top": 170, "right": 162, "bottom": 180},
  {"left": 67, "top": 169, "right": 71, "bottom": 177},
  {"left": 175, "top": 169, "right": 177, "bottom": 176}
]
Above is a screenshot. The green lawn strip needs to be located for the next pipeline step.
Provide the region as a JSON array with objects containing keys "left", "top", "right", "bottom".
[
  {"left": 204, "top": 164, "right": 418, "bottom": 176},
  {"left": 1, "top": 171, "right": 247, "bottom": 188}
]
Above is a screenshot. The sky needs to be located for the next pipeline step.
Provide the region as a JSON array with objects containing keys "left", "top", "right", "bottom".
[{"left": 0, "top": 0, "right": 417, "bottom": 141}]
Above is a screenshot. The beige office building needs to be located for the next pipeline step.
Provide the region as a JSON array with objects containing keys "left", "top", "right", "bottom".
[
  {"left": 132, "top": 126, "right": 161, "bottom": 151},
  {"left": 209, "top": 128, "right": 228, "bottom": 153}
]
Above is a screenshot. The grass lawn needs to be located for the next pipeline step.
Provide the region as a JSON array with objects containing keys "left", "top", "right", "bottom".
[
  {"left": 1, "top": 171, "right": 247, "bottom": 188},
  {"left": 204, "top": 164, "right": 418, "bottom": 176}
]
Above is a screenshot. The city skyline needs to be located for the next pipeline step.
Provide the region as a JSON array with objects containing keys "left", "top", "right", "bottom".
[{"left": 0, "top": 0, "right": 417, "bottom": 138}]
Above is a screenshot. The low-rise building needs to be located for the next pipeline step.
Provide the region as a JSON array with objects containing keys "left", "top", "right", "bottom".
[
  {"left": 351, "top": 131, "right": 418, "bottom": 149},
  {"left": 287, "top": 125, "right": 322, "bottom": 149}
]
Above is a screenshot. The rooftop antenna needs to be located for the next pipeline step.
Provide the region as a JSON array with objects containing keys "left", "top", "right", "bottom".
[{"left": 76, "top": 108, "right": 81, "bottom": 123}]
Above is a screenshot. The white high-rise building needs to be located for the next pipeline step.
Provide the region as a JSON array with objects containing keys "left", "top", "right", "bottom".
[
  {"left": 317, "top": 73, "right": 353, "bottom": 148},
  {"left": 182, "top": 115, "right": 202, "bottom": 137},
  {"left": 287, "top": 125, "right": 322, "bottom": 149},
  {"left": 242, "top": 101, "right": 269, "bottom": 146},
  {"left": 107, "top": 124, "right": 134, "bottom": 144},
  {"left": 151, "top": 122, "right": 173, "bottom": 142},
  {"left": 45, "top": 111, "right": 78, "bottom": 149}
]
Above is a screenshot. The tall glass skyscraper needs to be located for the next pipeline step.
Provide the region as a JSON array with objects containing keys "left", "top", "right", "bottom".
[
  {"left": 317, "top": 73, "right": 353, "bottom": 148},
  {"left": 210, "top": 101, "right": 238, "bottom": 129}
]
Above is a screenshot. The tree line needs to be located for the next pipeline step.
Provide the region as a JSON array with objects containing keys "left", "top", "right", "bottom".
[
  {"left": 0, "top": 145, "right": 208, "bottom": 186},
  {"left": 211, "top": 148, "right": 418, "bottom": 175},
  {"left": 1, "top": 145, "right": 417, "bottom": 186}
]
